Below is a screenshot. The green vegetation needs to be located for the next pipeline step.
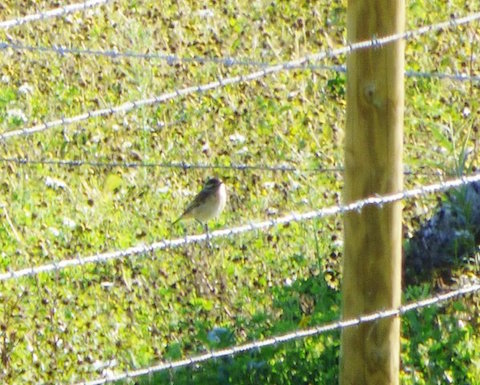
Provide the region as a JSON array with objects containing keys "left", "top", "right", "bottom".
[{"left": 0, "top": 1, "right": 479, "bottom": 384}]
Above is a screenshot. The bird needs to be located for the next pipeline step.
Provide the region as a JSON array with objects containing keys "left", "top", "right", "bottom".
[{"left": 172, "top": 178, "right": 227, "bottom": 236}]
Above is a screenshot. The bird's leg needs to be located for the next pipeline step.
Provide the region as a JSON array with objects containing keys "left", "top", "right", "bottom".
[
  {"left": 204, "top": 223, "right": 212, "bottom": 248},
  {"left": 196, "top": 219, "right": 211, "bottom": 248}
]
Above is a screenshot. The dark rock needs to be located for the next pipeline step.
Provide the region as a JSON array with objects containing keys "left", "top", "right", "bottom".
[{"left": 404, "top": 181, "right": 480, "bottom": 285}]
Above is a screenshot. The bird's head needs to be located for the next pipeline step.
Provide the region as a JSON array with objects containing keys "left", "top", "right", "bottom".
[{"left": 204, "top": 177, "right": 223, "bottom": 190}]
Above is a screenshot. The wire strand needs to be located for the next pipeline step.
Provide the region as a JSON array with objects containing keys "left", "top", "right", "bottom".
[
  {"left": 0, "top": 156, "right": 341, "bottom": 173},
  {"left": 0, "top": 0, "right": 111, "bottom": 29},
  {"left": 1, "top": 12, "right": 479, "bottom": 142},
  {"left": 72, "top": 283, "right": 480, "bottom": 385},
  {"left": 0, "top": 156, "right": 453, "bottom": 177},
  {"left": 1, "top": 173, "right": 479, "bottom": 282},
  {"left": 1, "top": 42, "right": 479, "bottom": 83}
]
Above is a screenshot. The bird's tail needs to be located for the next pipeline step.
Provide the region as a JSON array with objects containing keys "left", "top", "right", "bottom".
[{"left": 172, "top": 215, "right": 182, "bottom": 225}]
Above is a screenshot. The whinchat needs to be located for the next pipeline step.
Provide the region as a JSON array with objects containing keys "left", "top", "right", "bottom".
[{"left": 172, "top": 177, "right": 227, "bottom": 227}]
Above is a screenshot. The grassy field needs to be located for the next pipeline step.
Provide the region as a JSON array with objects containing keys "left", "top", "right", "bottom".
[{"left": 0, "top": 0, "right": 479, "bottom": 384}]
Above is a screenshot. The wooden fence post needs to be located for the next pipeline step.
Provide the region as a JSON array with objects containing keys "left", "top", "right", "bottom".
[{"left": 340, "top": 0, "right": 405, "bottom": 384}]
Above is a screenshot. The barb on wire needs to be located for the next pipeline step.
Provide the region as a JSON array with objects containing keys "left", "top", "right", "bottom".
[
  {"left": 72, "top": 283, "right": 480, "bottom": 385},
  {"left": 0, "top": 0, "right": 111, "bottom": 30},
  {"left": 1, "top": 12, "right": 479, "bottom": 142},
  {"left": 1, "top": 173, "right": 479, "bottom": 282}
]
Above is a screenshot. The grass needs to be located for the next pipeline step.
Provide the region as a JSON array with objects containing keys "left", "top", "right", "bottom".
[{"left": 0, "top": 0, "right": 479, "bottom": 384}]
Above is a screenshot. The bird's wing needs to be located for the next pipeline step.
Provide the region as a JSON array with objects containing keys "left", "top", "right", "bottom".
[
  {"left": 184, "top": 188, "right": 210, "bottom": 213},
  {"left": 172, "top": 188, "right": 210, "bottom": 224}
]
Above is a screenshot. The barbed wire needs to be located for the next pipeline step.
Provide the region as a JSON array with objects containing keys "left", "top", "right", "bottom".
[
  {"left": 1, "top": 172, "right": 479, "bottom": 283},
  {"left": 0, "top": 156, "right": 454, "bottom": 177},
  {"left": 72, "top": 282, "right": 480, "bottom": 385},
  {"left": 1, "top": 12, "right": 479, "bottom": 142},
  {"left": 0, "top": 0, "right": 111, "bottom": 30},
  {"left": 1, "top": 41, "right": 479, "bottom": 83},
  {"left": 0, "top": 156, "right": 343, "bottom": 173},
  {"left": 0, "top": 39, "right": 266, "bottom": 66},
  {"left": 1, "top": 7, "right": 478, "bottom": 385},
  {"left": 321, "top": 66, "right": 480, "bottom": 83},
  {"left": 405, "top": 70, "right": 480, "bottom": 82}
]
